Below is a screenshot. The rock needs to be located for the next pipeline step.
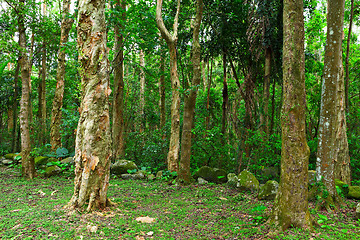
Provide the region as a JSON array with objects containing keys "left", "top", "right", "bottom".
[
  {"left": 193, "top": 166, "right": 228, "bottom": 184},
  {"left": 348, "top": 186, "right": 360, "bottom": 200},
  {"left": 156, "top": 171, "right": 163, "bottom": 179},
  {"left": 35, "top": 156, "right": 49, "bottom": 167},
  {"left": 308, "top": 170, "right": 316, "bottom": 185},
  {"left": 132, "top": 170, "right": 147, "bottom": 180},
  {"left": 237, "top": 170, "right": 259, "bottom": 192},
  {"left": 334, "top": 179, "right": 349, "bottom": 197},
  {"left": 198, "top": 177, "right": 208, "bottom": 185},
  {"left": 258, "top": 180, "right": 279, "bottom": 200},
  {"left": 44, "top": 166, "right": 62, "bottom": 177},
  {"left": 4, "top": 153, "right": 18, "bottom": 160},
  {"left": 111, "top": 160, "right": 138, "bottom": 175},
  {"left": 61, "top": 157, "right": 74, "bottom": 165},
  {"left": 227, "top": 173, "right": 238, "bottom": 187},
  {"left": 356, "top": 203, "right": 360, "bottom": 219},
  {"left": 121, "top": 174, "right": 133, "bottom": 180},
  {"left": 2, "top": 159, "right": 13, "bottom": 165},
  {"left": 147, "top": 174, "right": 155, "bottom": 181}
]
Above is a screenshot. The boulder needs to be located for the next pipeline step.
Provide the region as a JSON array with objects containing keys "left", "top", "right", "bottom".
[
  {"left": 308, "top": 170, "right": 316, "bottom": 185},
  {"left": 111, "top": 160, "right": 138, "bottom": 175},
  {"left": 4, "top": 153, "right": 18, "bottom": 160},
  {"left": 132, "top": 170, "right": 147, "bottom": 180},
  {"left": 156, "top": 171, "right": 163, "bottom": 179},
  {"left": 258, "top": 180, "right": 279, "bottom": 200},
  {"left": 121, "top": 174, "right": 133, "bottom": 180},
  {"left": 2, "top": 159, "right": 13, "bottom": 165},
  {"left": 44, "top": 166, "right": 62, "bottom": 177},
  {"left": 227, "top": 173, "right": 238, "bottom": 187},
  {"left": 348, "top": 186, "right": 360, "bottom": 200},
  {"left": 237, "top": 170, "right": 259, "bottom": 192},
  {"left": 193, "top": 166, "right": 227, "bottom": 184},
  {"left": 35, "top": 156, "right": 49, "bottom": 167},
  {"left": 147, "top": 174, "right": 155, "bottom": 181},
  {"left": 198, "top": 177, "right": 208, "bottom": 185},
  {"left": 356, "top": 203, "right": 360, "bottom": 219},
  {"left": 61, "top": 157, "right": 74, "bottom": 165},
  {"left": 334, "top": 179, "right": 349, "bottom": 197}
]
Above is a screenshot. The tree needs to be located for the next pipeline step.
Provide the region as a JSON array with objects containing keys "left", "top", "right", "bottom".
[
  {"left": 66, "top": 0, "right": 112, "bottom": 211},
  {"left": 269, "top": 0, "right": 312, "bottom": 230},
  {"left": 316, "top": 0, "right": 346, "bottom": 205},
  {"left": 156, "top": 0, "right": 181, "bottom": 172},
  {"left": 178, "top": 0, "right": 203, "bottom": 183},
  {"left": 50, "top": 0, "right": 73, "bottom": 151}
]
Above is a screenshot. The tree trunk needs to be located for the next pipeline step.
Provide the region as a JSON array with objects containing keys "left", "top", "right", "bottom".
[
  {"left": 66, "top": 0, "right": 112, "bottom": 211},
  {"left": 269, "top": 0, "right": 312, "bottom": 230},
  {"left": 18, "top": 0, "right": 35, "bottom": 179},
  {"left": 159, "top": 46, "right": 166, "bottom": 130},
  {"left": 205, "top": 59, "right": 212, "bottom": 132},
  {"left": 50, "top": 0, "right": 73, "bottom": 151},
  {"left": 8, "top": 108, "right": 14, "bottom": 132},
  {"left": 316, "top": 0, "right": 345, "bottom": 204},
  {"left": 221, "top": 51, "right": 228, "bottom": 137},
  {"left": 261, "top": 47, "right": 271, "bottom": 136},
  {"left": 11, "top": 57, "right": 20, "bottom": 153},
  {"left": 178, "top": 0, "right": 203, "bottom": 184},
  {"left": 345, "top": 0, "right": 354, "bottom": 113},
  {"left": 156, "top": 0, "right": 181, "bottom": 172},
  {"left": 38, "top": 45, "right": 47, "bottom": 146},
  {"left": 139, "top": 49, "right": 145, "bottom": 132},
  {"left": 269, "top": 79, "right": 276, "bottom": 135},
  {"left": 112, "top": 0, "right": 126, "bottom": 160}
]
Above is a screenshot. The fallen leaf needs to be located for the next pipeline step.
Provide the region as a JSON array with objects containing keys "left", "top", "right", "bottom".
[
  {"left": 87, "top": 225, "right": 98, "bottom": 233},
  {"left": 51, "top": 190, "right": 58, "bottom": 196},
  {"left": 147, "top": 231, "right": 154, "bottom": 236},
  {"left": 135, "top": 236, "right": 145, "bottom": 240},
  {"left": 219, "top": 197, "right": 227, "bottom": 200},
  {"left": 135, "top": 216, "right": 156, "bottom": 223},
  {"left": 38, "top": 190, "right": 46, "bottom": 197}
]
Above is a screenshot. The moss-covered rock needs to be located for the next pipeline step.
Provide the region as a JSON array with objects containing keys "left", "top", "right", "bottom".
[
  {"left": 335, "top": 179, "right": 349, "bottom": 197},
  {"left": 44, "top": 166, "right": 62, "bottom": 177},
  {"left": 156, "top": 171, "right": 163, "bottom": 179},
  {"left": 35, "top": 156, "right": 49, "bottom": 167},
  {"left": 308, "top": 170, "right": 316, "bottom": 185},
  {"left": 193, "top": 166, "right": 227, "bottom": 184},
  {"left": 61, "top": 157, "right": 74, "bottom": 165},
  {"left": 227, "top": 173, "right": 238, "bottom": 188},
  {"left": 147, "top": 174, "right": 155, "bottom": 181},
  {"left": 133, "top": 170, "right": 146, "bottom": 180},
  {"left": 237, "top": 170, "right": 259, "bottom": 192},
  {"left": 110, "top": 160, "right": 138, "bottom": 175},
  {"left": 348, "top": 186, "right": 360, "bottom": 200},
  {"left": 4, "top": 153, "right": 18, "bottom": 160},
  {"left": 258, "top": 180, "right": 279, "bottom": 200}
]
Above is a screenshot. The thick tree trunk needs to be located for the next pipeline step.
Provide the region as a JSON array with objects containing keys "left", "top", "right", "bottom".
[
  {"left": 156, "top": 0, "right": 181, "bottom": 172},
  {"left": 11, "top": 58, "right": 20, "bottom": 153},
  {"left": 178, "top": 0, "right": 203, "bottom": 184},
  {"left": 66, "top": 0, "right": 112, "bottom": 211},
  {"left": 345, "top": 0, "right": 354, "bottom": 113},
  {"left": 112, "top": 0, "right": 126, "bottom": 160},
  {"left": 139, "top": 49, "right": 145, "bottom": 132},
  {"left": 38, "top": 45, "right": 47, "bottom": 145},
  {"left": 270, "top": 0, "right": 312, "bottom": 230},
  {"left": 316, "top": 0, "right": 345, "bottom": 203},
  {"left": 18, "top": 0, "right": 35, "bottom": 179}
]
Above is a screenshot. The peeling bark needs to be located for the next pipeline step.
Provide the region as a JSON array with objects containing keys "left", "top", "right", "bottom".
[
  {"left": 66, "top": 0, "right": 112, "bottom": 211},
  {"left": 50, "top": 0, "right": 74, "bottom": 151},
  {"left": 269, "top": 0, "right": 312, "bottom": 230}
]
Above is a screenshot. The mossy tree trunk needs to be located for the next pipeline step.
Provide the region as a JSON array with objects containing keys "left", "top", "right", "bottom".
[
  {"left": 11, "top": 57, "right": 20, "bottom": 153},
  {"left": 18, "top": 0, "right": 35, "bottom": 180},
  {"left": 156, "top": 0, "right": 181, "bottom": 172},
  {"left": 66, "top": 0, "right": 112, "bottom": 211},
  {"left": 178, "top": 0, "right": 203, "bottom": 184},
  {"left": 316, "top": 0, "right": 345, "bottom": 203},
  {"left": 112, "top": 0, "right": 126, "bottom": 160},
  {"left": 50, "top": 0, "right": 73, "bottom": 151},
  {"left": 38, "top": 44, "right": 47, "bottom": 146},
  {"left": 139, "top": 49, "right": 145, "bottom": 132},
  {"left": 159, "top": 46, "right": 166, "bottom": 130},
  {"left": 269, "top": 0, "right": 312, "bottom": 230}
]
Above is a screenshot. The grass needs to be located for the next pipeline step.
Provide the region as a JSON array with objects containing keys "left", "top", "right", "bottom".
[{"left": 0, "top": 166, "right": 359, "bottom": 239}]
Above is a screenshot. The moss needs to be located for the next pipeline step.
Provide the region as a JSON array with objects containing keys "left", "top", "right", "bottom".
[
  {"left": 237, "top": 170, "right": 259, "bottom": 192},
  {"left": 348, "top": 186, "right": 360, "bottom": 200},
  {"left": 4, "top": 153, "right": 19, "bottom": 160},
  {"left": 258, "top": 180, "right": 279, "bottom": 200},
  {"left": 193, "top": 166, "right": 227, "bottom": 184},
  {"left": 227, "top": 173, "right": 238, "bottom": 188},
  {"left": 34, "top": 156, "right": 49, "bottom": 167},
  {"left": 44, "top": 166, "right": 62, "bottom": 177},
  {"left": 334, "top": 179, "right": 349, "bottom": 197}
]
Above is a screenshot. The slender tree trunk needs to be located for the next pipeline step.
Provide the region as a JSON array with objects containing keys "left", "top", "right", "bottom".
[
  {"left": 28, "top": 32, "right": 35, "bottom": 128},
  {"left": 112, "top": 0, "right": 126, "bottom": 160},
  {"left": 178, "top": 0, "right": 203, "bottom": 184},
  {"left": 159, "top": 47, "right": 166, "bottom": 130},
  {"left": 205, "top": 59, "right": 212, "bottom": 132},
  {"left": 156, "top": 0, "right": 181, "bottom": 172},
  {"left": 261, "top": 47, "right": 271, "bottom": 136},
  {"left": 38, "top": 45, "right": 47, "bottom": 145},
  {"left": 139, "top": 49, "right": 145, "bottom": 132},
  {"left": 18, "top": 0, "right": 35, "bottom": 179},
  {"left": 269, "top": 0, "right": 312, "bottom": 230},
  {"left": 316, "top": 0, "right": 345, "bottom": 204},
  {"left": 221, "top": 51, "right": 228, "bottom": 137},
  {"left": 345, "top": 0, "right": 354, "bottom": 113},
  {"left": 270, "top": 79, "right": 276, "bottom": 135},
  {"left": 11, "top": 58, "right": 20, "bottom": 153},
  {"left": 66, "top": 0, "right": 112, "bottom": 211},
  {"left": 8, "top": 108, "right": 14, "bottom": 132}
]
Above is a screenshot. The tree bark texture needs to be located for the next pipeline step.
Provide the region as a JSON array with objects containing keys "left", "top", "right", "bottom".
[
  {"left": 50, "top": 0, "right": 73, "bottom": 151},
  {"left": 156, "top": 0, "right": 181, "bottom": 172},
  {"left": 261, "top": 47, "right": 271, "bottom": 136},
  {"left": 139, "top": 49, "right": 145, "bottom": 132},
  {"left": 38, "top": 45, "right": 47, "bottom": 146},
  {"left": 159, "top": 47, "right": 166, "bottom": 129},
  {"left": 112, "top": 0, "right": 126, "bottom": 160},
  {"left": 316, "top": 0, "right": 345, "bottom": 198},
  {"left": 345, "top": 0, "right": 354, "bottom": 113},
  {"left": 178, "top": 0, "right": 203, "bottom": 184},
  {"left": 18, "top": 0, "right": 35, "bottom": 180},
  {"left": 270, "top": 0, "right": 312, "bottom": 230},
  {"left": 67, "top": 0, "right": 112, "bottom": 211},
  {"left": 11, "top": 58, "right": 20, "bottom": 152},
  {"left": 221, "top": 52, "right": 228, "bottom": 137}
]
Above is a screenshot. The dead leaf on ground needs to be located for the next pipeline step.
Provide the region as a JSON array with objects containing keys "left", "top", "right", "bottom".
[
  {"left": 135, "top": 236, "right": 145, "bottom": 240},
  {"left": 135, "top": 216, "right": 156, "bottom": 223}
]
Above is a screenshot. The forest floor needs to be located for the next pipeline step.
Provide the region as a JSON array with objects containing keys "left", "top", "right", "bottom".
[{"left": 0, "top": 166, "right": 359, "bottom": 240}]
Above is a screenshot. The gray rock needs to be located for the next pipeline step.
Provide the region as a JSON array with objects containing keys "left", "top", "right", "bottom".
[
  {"left": 308, "top": 170, "right": 316, "bottom": 185},
  {"left": 2, "top": 159, "right": 13, "bottom": 165},
  {"left": 35, "top": 156, "right": 50, "bottom": 167},
  {"left": 111, "top": 160, "right": 138, "bottom": 175},
  {"left": 193, "top": 166, "right": 227, "bottom": 184},
  {"left": 258, "top": 180, "right": 279, "bottom": 200},
  {"left": 356, "top": 203, "right": 360, "bottom": 219},
  {"left": 147, "top": 174, "right": 155, "bottom": 181},
  {"left": 227, "top": 173, "right": 238, "bottom": 187},
  {"left": 198, "top": 177, "right": 208, "bottom": 185},
  {"left": 121, "top": 174, "right": 133, "bottom": 180},
  {"left": 348, "top": 186, "right": 360, "bottom": 200},
  {"left": 44, "top": 166, "right": 62, "bottom": 177},
  {"left": 156, "top": 171, "right": 163, "bottom": 179},
  {"left": 237, "top": 170, "right": 259, "bottom": 192},
  {"left": 61, "top": 157, "right": 74, "bottom": 165},
  {"left": 132, "top": 170, "right": 146, "bottom": 180}
]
